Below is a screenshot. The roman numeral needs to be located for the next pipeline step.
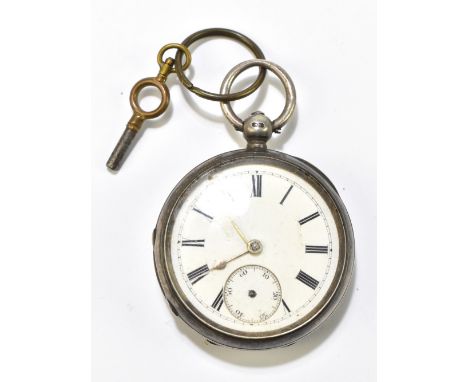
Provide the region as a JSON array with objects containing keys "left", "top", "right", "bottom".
[
  {"left": 251, "top": 174, "right": 262, "bottom": 197},
  {"left": 211, "top": 288, "right": 224, "bottom": 311},
  {"left": 187, "top": 264, "right": 209, "bottom": 285},
  {"left": 305, "top": 245, "right": 328, "bottom": 254},
  {"left": 296, "top": 270, "right": 319, "bottom": 289},
  {"left": 181, "top": 239, "right": 205, "bottom": 247},
  {"left": 193, "top": 208, "right": 213, "bottom": 221},
  {"left": 298, "top": 212, "right": 320, "bottom": 225},
  {"left": 282, "top": 299, "right": 291, "bottom": 313},
  {"left": 279, "top": 185, "right": 293, "bottom": 205}
]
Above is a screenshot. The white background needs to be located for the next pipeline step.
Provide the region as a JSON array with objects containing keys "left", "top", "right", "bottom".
[
  {"left": 1, "top": 1, "right": 467, "bottom": 382},
  {"left": 92, "top": 1, "right": 375, "bottom": 381}
]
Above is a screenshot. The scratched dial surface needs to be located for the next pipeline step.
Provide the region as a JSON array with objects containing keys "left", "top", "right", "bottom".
[{"left": 168, "top": 162, "right": 341, "bottom": 335}]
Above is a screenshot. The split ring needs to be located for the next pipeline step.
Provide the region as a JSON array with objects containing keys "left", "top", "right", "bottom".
[{"left": 157, "top": 43, "right": 191, "bottom": 74}]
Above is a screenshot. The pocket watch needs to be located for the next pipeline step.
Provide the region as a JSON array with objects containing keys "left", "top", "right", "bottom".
[{"left": 152, "top": 59, "right": 354, "bottom": 350}]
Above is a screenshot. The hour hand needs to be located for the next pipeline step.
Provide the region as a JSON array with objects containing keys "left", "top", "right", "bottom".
[{"left": 210, "top": 250, "right": 249, "bottom": 271}]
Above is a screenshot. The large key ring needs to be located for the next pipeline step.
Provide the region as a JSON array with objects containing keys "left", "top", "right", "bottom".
[
  {"left": 174, "top": 28, "right": 266, "bottom": 102},
  {"left": 220, "top": 59, "right": 296, "bottom": 133}
]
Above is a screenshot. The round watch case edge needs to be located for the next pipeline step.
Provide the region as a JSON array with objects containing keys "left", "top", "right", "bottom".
[{"left": 153, "top": 149, "right": 354, "bottom": 350}]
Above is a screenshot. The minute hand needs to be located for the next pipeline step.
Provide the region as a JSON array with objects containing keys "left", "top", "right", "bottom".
[{"left": 231, "top": 220, "right": 249, "bottom": 245}]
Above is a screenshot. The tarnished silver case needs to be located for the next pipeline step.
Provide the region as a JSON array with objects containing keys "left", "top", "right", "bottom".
[{"left": 153, "top": 149, "right": 354, "bottom": 350}]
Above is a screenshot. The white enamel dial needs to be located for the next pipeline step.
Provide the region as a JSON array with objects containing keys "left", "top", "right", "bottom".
[{"left": 168, "top": 162, "right": 341, "bottom": 335}]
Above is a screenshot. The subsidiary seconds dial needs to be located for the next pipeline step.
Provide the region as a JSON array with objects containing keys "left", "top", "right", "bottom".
[{"left": 224, "top": 265, "right": 282, "bottom": 323}]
